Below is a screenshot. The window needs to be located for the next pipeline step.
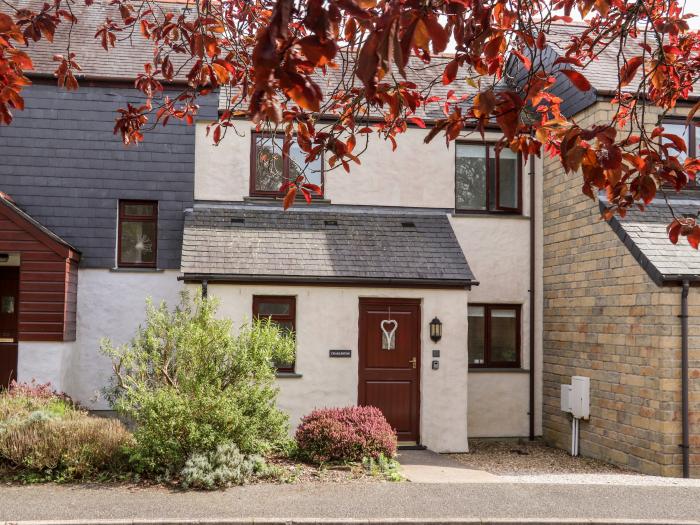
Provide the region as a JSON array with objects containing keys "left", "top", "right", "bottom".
[
  {"left": 117, "top": 200, "right": 157, "bottom": 268},
  {"left": 455, "top": 143, "right": 521, "bottom": 212},
  {"left": 662, "top": 119, "right": 699, "bottom": 175},
  {"left": 253, "top": 295, "right": 296, "bottom": 372},
  {"left": 468, "top": 304, "right": 520, "bottom": 368},
  {"left": 251, "top": 133, "right": 324, "bottom": 197}
]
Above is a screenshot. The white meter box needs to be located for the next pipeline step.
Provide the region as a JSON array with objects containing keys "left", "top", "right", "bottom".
[{"left": 571, "top": 376, "right": 590, "bottom": 420}]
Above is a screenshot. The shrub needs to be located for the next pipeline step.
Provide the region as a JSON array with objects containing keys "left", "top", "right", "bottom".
[
  {"left": 0, "top": 384, "right": 133, "bottom": 480},
  {"left": 295, "top": 406, "right": 397, "bottom": 463},
  {"left": 101, "top": 292, "right": 295, "bottom": 476},
  {"left": 180, "top": 442, "right": 265, "bottom": 489}
]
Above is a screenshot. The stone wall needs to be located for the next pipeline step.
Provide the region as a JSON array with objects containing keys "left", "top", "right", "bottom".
[{"left": 542, "top": 101, "right": 700, "bottom": 476}]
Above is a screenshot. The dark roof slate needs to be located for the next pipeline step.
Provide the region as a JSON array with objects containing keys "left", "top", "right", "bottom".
[
  {"left": 181, "top": 204, "right": 476, "bottom": 286},
  {"left": 601, "top": 192, "right": 700, "bottom": 284},
  {"left": 0, "top": 192, "right": 80, "bottom": 256}
]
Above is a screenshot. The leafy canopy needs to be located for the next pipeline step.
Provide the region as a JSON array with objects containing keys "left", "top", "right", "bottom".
[{"left": 1, "top": 0, "right": 700, "bottom": 245}]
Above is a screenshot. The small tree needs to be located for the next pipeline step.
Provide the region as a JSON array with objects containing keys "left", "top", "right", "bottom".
[{"left": 100, "top": 292, "right": 295, "bottom": 475}]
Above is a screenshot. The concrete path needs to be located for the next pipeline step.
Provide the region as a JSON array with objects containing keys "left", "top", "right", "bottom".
[
  {"left": 398, "top": 450, "right": 500, "bottom": 483},
  {"left": 2, "top": 482, "right": 700, "bottom": 523}
]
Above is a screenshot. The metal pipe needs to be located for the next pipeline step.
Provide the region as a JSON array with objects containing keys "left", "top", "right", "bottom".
[
  {"left": 529, "top": 150, "right": 537, "bottom": 440},
  {"left": 681, "top": 279, "right": 690, "bottom": 478}
]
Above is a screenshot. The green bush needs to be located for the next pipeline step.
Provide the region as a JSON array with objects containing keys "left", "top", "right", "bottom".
[
  {"left": 180, "top": 442, "right": 265, "bottom": 489},
  {"left": 0, "top": 385, "right": 132, "bottom": 481},
  {"left": 101, "top": 292, "right": 295, "bottom": 476}
]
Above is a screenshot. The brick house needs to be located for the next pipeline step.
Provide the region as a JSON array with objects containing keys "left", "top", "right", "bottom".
[{"left": 530, "top": 25, "right": 700, "bottom": 477}]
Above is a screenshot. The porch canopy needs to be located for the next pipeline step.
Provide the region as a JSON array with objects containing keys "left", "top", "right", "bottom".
[
  {"left": 180, "top": 203, "right": 476, "bottom": 288},
  {"left": 0, "top": 192, "right": 80, "bottom": 341}
]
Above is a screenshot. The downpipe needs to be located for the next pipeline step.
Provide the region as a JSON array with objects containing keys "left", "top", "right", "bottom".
[{"left": 681, "top": 279, "right": 690, "bottom": 478}]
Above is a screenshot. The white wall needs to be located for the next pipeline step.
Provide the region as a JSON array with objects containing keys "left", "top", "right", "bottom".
[
  {"left": 18, "top": 269, "right": 183, "bottom": 409},
  {"left": 197, "top": 283, "right": 470, "bottom": 453},
  {"left": 194, "top": 121, "right": 544, "bottom": 439}
]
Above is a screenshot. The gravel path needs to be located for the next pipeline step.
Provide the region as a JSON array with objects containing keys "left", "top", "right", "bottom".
[{"left": 450, "top": 439, "right": 700, "bottom": 486}]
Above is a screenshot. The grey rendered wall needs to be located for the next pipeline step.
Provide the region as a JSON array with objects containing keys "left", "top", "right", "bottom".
[{"left": 0, "top": 82, "right": 218, "bottom": 269}]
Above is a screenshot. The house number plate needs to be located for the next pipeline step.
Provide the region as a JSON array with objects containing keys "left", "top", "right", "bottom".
[{"left": 329, "top": 349, "right": 351, "bottom": 358}]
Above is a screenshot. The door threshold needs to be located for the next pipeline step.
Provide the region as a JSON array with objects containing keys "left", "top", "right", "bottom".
[{"left": 398, "top": 442, "right": 426, "bottom": 450}]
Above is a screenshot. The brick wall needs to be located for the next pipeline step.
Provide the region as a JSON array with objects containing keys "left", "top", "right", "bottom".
[{"left": 542, "top": 101, "right": 700, "bottom": 476}]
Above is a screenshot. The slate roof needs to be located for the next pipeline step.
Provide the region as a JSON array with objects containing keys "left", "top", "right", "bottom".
[
  {"left": 15, "top": 0, "right": 484, "bottom": 119},
  {"left": 601, "top": 192, "right": 700, "bottom": 284},
  {"left": 0, "top": 192, "right": 80, "bottom": 256},
  {"left": 14, "top": 0, "right": 192, "bottom": 82},
  {"left": 181, "top": 204, "right": 476, "bottom": 287}
]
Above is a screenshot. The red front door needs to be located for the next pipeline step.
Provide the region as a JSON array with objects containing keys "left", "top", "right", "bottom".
[
  {"left": 358, "top": 298, "right": 421, "bottom": 443},
  {"left": 0, "top": 267, "right": 19, "bottom": 388}
]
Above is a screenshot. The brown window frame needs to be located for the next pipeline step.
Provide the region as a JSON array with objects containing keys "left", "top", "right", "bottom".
[
  {"left": 468, "top": 303, "right": 521, "bottom": 369},
  {"left": 661, "top": 118, "right": 699, "bottom": 188},
  {"left": 454, "top": 141, "right": 523, "bottom": 214},
  {"left": 249, "top": 132, "right": 325, "bottom": 198},
  {"left": 117, "top": 200, "right": 158, "bottom": 269},
  {"left": 252, "top": 295, "right": 296, "bottom": 373}
]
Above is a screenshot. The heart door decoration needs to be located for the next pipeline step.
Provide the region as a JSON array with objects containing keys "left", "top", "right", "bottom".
[{"left": 381, "top": 319, "right": 398, "bottom": 350}]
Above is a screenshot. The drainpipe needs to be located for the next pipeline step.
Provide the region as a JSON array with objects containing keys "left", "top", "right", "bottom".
[
  {"left": 681, "top": 279, "right": 690, "bottom": 478},
  {"left": 529, "top": 153, "right": 536, "bottom": 441},
  {"left": 201, "top": 279, "right": 208, "bottom": 299}
]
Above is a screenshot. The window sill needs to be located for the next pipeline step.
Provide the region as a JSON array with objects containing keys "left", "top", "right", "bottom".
[
  {"left": 452, "top": 211, "right": 529, "bottom": 219},
  {"left": 276, "top": 372, "right": 303, "bottom": 378},
  {"left": 244, "top": 196, "right": 332, "bottom": 205},
  {"left": 469, "top": 367, "right": 529, "bottom": 373},
  {"left": 110, "top": 267, "right": 165, "bottom": 273}
]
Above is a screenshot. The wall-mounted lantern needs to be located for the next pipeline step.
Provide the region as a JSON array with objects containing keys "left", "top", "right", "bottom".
[{"left": 429, "top": 317, "right": 442, "bottom": 343}]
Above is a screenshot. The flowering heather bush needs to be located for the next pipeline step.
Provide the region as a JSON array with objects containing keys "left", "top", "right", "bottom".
[
  {"left": 7, "top": 380, "right": 72, "bottom": 402},
  {"left": 295, "top": 406, "right": 397, "bottom": 464}
]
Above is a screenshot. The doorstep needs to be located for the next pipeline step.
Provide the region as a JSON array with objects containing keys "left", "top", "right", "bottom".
[{"left": 398, "top": 449, "right": 500, "bottom": 483}]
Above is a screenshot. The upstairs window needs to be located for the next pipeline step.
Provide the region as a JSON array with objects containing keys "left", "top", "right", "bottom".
[
  {"left": 118, "top": 200, "right": 157, "bottom": 268},
  {"left": 662, "top": 120, "right": 699, "bottom": 188},
  {"left": 455, "top": 143, "right": 521, "bottom": 213},
  {"left": 468, "top": 304, "right": 520, "bottom": 368},
  {"left": 662, "top": 119, "right": 698, "bottom": 162},
  {"left": 253, "top": 295, "right": 296, "bottom": 373},
  {"left": 251, "top": 133, "right": 324, "bottom": 197}
]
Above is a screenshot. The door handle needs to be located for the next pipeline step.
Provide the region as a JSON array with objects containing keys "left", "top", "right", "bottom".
[{"left": 409, "top": 357, "right": 417, "bottom": 369}]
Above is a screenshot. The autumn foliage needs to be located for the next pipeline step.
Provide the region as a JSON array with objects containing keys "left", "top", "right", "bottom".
[{"left": 1, "top": 0, "right": 700, "bottom": 246}]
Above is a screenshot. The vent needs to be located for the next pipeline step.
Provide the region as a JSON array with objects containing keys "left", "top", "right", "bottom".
[
  {"left": 324, "top": 220, "right": 338, "bottom": 227},
  {"left": 230, "top": 218, "right": 245, "bottom": 226},
  {"left": 401, "top": 221, "right": 416, "bottom": 228}
]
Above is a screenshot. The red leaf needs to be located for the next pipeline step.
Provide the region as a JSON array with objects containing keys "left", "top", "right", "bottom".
[
  {"left": 536, "top": 32, "right": 546, "bottom": 50},
  {"left": 407, "top": 116, "right": 426, "bottom": 128},
  {"left": 668, "top": 219, "right": 682, "bottom": 244},
  {"left": 620, "top": 56, "right": 643, "bottom": 88},
  {"left": 442, "top": 60, "right": 458, "bottom": 85},
  {"left": 688, "top": 226, "right": 700, "bottom": 249},
  {"left": 283, "top": 186, "right": 297, "bottom": 210},
  {"left": 560, "top": 69, "right": 592, "bottom": 91}
]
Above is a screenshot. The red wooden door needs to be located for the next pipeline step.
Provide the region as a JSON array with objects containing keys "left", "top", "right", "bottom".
[
  {"left": 358, "top": 298, "right": 421, "bottom": 443},
  {"left": 0, "top": 267, "right": 19, "bottom": 388}
]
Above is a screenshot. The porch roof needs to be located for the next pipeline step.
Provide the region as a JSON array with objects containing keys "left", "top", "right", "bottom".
[
  {"left": 602, "top": 192, "right": 700, "bottom": 285},
  {"left": 181, "top": 203, "right": 476, "bottom": 288}
]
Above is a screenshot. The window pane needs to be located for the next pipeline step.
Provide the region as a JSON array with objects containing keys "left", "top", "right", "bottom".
[
  {"left": 255, "top": 135, "right": 286, "bottom": 192},
  {"left": 490, "top": 309, "right": 518, "bottom": 364},
  {"left": 468, "top": 306, "right": 485, "bottom": 365},
  {"left": 663, "top": 122, "right": 689, "bottom": 163},
  {"left": 1, "top": 296, "right": 14, "bottom": 314},
  {"left": 120, "top": 221, "right": 156, "bottom": 264},
  {"left": 498, "top": 149, "right": 519, "bottom": 209},
  {"left": 289, "top": 141, "right": 323, "bottom": 186},
  {"left": 257, "top": 301, "right": 291, "bottom": 316},
  {"left": 123, "top": 203, "right": 154, "bottom": 217},
  {"left": 456, "top": 144, "right": 487, "bottom": 210}
]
